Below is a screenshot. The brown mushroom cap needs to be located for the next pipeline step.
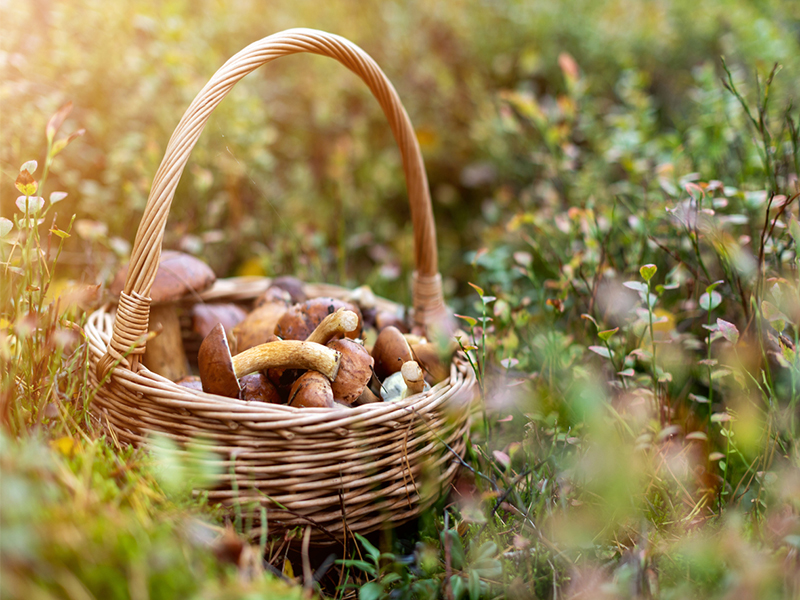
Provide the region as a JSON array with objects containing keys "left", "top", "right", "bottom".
[
  {"left": 234, "top": 300, "right": 290, "bottom": 352},
  {"left": 275, "top": 297, "right": 362, "bottom": 341},
  {"left": 253, "top": 286, "right": 292, "bottom": 310},
  {"left": 268, "top": 276, "right": 307, "bottom": 304},
  {"left": 327, "top": 338, "right": 374, "bottom": 405},
  {"left": 175, "top": 375, "right": 203, "bottom": 391},
  {"left": 288, "top": 371, "right": 335, "bottom": 408},
  {"left": 198, "top": 323, "right": 341, "bottom": 397},
  {"left": 110, "top": 250, "right": 216, "bottom": 301},
  {"left": 410, "top": 342, "right": 450, "bottom": 384},
  {"left": 372, "top": 326, "right": 413, "bottom": 381},
  {"left": 375, "top": 311, "right": 409, "bottom": 333},
  {"left": 240, "top": 373, "right": 281, "bottom": 403},
  {"left": 191, "top": 303, "right": 248, "bottom": 340}
]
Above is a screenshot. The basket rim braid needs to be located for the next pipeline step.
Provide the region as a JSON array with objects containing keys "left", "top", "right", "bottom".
[{"left": 85, "top": 29, "right": 477, "bottom": 541}]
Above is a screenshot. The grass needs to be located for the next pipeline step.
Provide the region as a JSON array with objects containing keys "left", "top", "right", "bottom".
[{"left": 3, "top": 1, "right": 800, "bottom": 598}]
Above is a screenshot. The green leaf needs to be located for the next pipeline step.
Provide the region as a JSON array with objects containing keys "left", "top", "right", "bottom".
[
  {"left": 50, "top": 129, "right": 85, "bottom": 157},
  {"left": 454, "top": 314, "right": 478, "bottom": 328},
  {"left": 338, "top": 559, "right": 376, "bottom": 575},
  {"left": 49, "top": 227, "right": 70, "bottom": 239},
  {"left": 581, "top": 313, "right": 598, "bottom": 328},
  {"left": 699, "top": 291, "right": 722, "bottom": 311},
  {"left": 705, "top": 280, "right": 725, "bottom": 293},
  {"left": 761, "top": 301, "right": 788, "bottom": 323},
  {"left": 20, "top": 160, "right": 38, "bottom": 174},
  {"left": 588, "top": 345, "right": 614, "bottom": 358},
  {"left": 16, "top": 196, "right": 45, "bottom": 214},
  {"left": 473, "top": 541, "right": 497, "bottom": 562},
  {"left": 46, "top": 102, "right": 72, "bottom": 143},
  {"left": 639, "top": 264, "right": 657, "bottom": 281},
  {"left": 0, "top": 218, "right": 12, "bottom": 238},
  {"left": 359, "top": 582, "right": 384, "bottom": 600},
  {"left": 469, "top": 569, "right": 482, "bottom": 600},
  {"left": 355, "top": 532, "right": 380, "bottom": 563},
  {"left": 468, "top": 282, "right": 484, "bottom": 296},
  {"left": 716, "top": 319, "right": 739, "bottom": 344},
  {"left": 789, "top": 216, "right": 800, "bottom": 245},
  {"left": 450, "top": 575, "right": 466, "bottom": 600},
  {"left": 623, "top": 281, "right": 648, "bottom": 293},
  {"left": 50, "top": 191, "right": 68, "bottom": 204},
  {"left": 441, "top": 529, "right": 466, "bottom": 570},
  {"left": 472, "top": 558, "right": 503, "bottom": 579},
  {"left": 598, "top": 327, "right": 619, "bottom": 342}
]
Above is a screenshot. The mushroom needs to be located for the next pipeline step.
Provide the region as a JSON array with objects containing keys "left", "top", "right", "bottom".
[
  {"left": 288, "top": 371, "right": 335, "bottom": 408},
  {"left": 185, "top": 302, "right": 248, "bottom": 362},
  {"left": 260, "top": 276, "right": 307, "bottom": 305},
  {"left": 380, "top": 360, "right": 429, "bottom": 401},
  {"left": 275, "top": 297, "right": 362, "bottom": 341},
  {"left": 371, "top": 326, "right": 413, "bottom": 381},
  {"left": 401, "top": 361, "right": 428, "bottom": 395},
  {"left": 265, "top": 309, "right": 358, "bottom": 394},
  {"left": 375, "top": 311, "right": 409, "bottom": 333},
  {"left": 176, "top": 375, "right": 203, "bottom": 391},
  {"left": 410, "top": 342, "right": 450, "bottom": 384},
  {"left": 110, "top": 250, "right": 216, "bottom": 381},
  {"left": 240, "top": 373, "right": 281, "bottom": 403},
  {"left": 327, "top": 338, "right": 374, "bottom": 405},
  {"left": 380, "top": 371, "right": 406, "bottom": 402},
  {"left": 233, "top": 289, "right": 291, "bottom": 352},
  {"left": 191, "top": 303, "right": 248, "bottom": 340},
  {"left": 306, "top": 309, "right": 359, "bottom": 344},
  {"left": 198, "top": 323, "right": 341, "bottom": 398}
]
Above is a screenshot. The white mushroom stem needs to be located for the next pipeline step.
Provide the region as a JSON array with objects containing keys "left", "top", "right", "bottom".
[
  {"left": 305, "top": 309, "right": 359, "bottom": 345},
  {"left": 232, "top": 340, "right": 341, "bottom": 381},
  {"left": 401, "top": 361, "right": 427, "bottom": 396}
]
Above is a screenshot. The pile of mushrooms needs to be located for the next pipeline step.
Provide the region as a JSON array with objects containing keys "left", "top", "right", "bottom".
[
  {"left": 182, "top": 277, "right": 452, "bottom": 408},
  {"left": 112, "top": 253, "right": 454, "bottom": 407}
]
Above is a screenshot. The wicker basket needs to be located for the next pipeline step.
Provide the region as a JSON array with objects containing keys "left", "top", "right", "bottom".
[{"left": 85, "top": 29, "right": 476, "bottom": 542}]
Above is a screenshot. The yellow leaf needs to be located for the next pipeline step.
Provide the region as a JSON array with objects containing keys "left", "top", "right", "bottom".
[
  {"left": 235, "top": 257, "right": 266, "bottom": 277},
  {"left": 50, "top": 436, "right": 81, "bottom": 457},
  {"left": 282, "top": 557, "right": 295, "bottom": 579}
]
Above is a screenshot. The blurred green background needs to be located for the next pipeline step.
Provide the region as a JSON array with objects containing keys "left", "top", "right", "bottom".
[
  {"left": 3, "top": 0, "right": 799, "bottom": 298},
  {"left": 4, "top": 1, "right": 800, "bottom": 598}
]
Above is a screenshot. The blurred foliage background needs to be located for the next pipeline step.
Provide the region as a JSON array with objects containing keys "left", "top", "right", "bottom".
[
  {"left": 5, "top": 0, "right": 800, "bottom": 598},
  {"left": 3, "top": 0, "right": 799, "bottom": 297}
]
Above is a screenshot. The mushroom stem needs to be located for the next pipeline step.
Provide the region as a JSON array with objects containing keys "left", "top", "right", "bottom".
[
  {"left": 401, "top": 361, "right": 427, "bottom": 396},
  {"left": 231, "top": 340, "right": 341, "bottom": 381},
  {"left": 305, "top": 309, "right": 359, "bottom": 345}
]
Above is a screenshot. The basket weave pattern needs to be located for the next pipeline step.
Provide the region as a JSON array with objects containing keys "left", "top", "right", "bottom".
[{"left": 85, "top": 29, "right": 476, "bottom": 541}]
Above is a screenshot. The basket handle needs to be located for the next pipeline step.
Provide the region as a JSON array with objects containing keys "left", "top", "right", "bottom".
[{"left": 99, "top": 28, "right": 446, "bottom": 377}]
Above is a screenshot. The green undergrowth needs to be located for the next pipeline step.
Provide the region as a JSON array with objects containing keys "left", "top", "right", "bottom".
[{"left": 4, "top": 1, "right": 800, "bottom": 598}]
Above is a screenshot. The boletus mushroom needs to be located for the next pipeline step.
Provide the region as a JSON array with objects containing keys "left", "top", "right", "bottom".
[
  {"left": 239, "top": 373, "right": 282, "bottom": 403},
  {"left": 275, "top": 297, "right": 362, "bottom": 341},
  {"left": 288, "top": 371, "right": 335, "bottom": 408},
  {"left": 327, "top": 338, "right": 374, "bottom": 405},
  {"left": 258, "top": 275, "right": 306, "bottom": 306},
  {"left": 371, "top": 326, "right": 413, "bottom": 381},
  {"left": 234, "top": 287, "right": 291, "bottom": 352},
  {"left": 110, "top": 250, "right": 216, "bottom": 381},
  {"left": 380, "top": 360, "right": 429, "bottom": 401},
  {"left": 198, "top": 323, "right": 341, "bottom": 398}
]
